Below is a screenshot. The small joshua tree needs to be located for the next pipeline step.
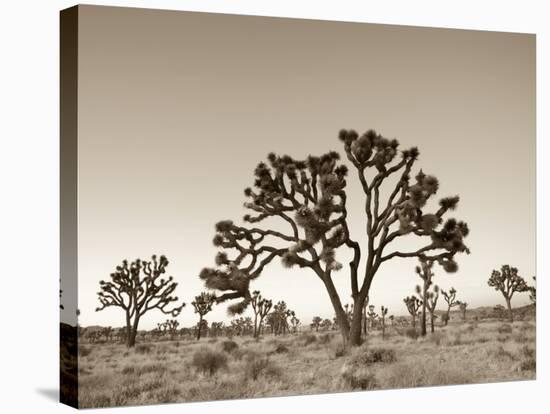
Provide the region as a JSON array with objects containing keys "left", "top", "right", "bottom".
[
  {"left": 425, "top": 285, "right": 440, "bottom": 333},
  {"left": 250, "top": 291, "right": 273, "bottom": 338},
  {"left": 270, "top": 301, "right": 293, "bottom": 335},
  {"left": 321, "top": 318, "right": 332, "bottom": 331},
  {"left": 380, "top": 306, "right": 388, "bottom": 339},
  {"left": 164, "top": 319, "right": 180, "bottom": 340},
  {"left": 101, "top": 326, "right": 113, "bottom": 342},
  {"left": 459, "top": 301, "right": 468, "bottom": 321},
  {"left": 96, "top": 255, "right": 185, "bottom": 347},
  {"left": 389, "top": 315, "right": 395, "bottom": 329},
  {"left": 367, "top": 305, "right": 378, "bottom": 331},
  {"left": 192, "top": 292, "right": 216, "bottom": 340},
  {"left": 441, "top": 287, "right": 460, "bottom": 326},
  {"left": 311, "top": 316, "right": 322, "bottom": 332},
  {"left": 488, "top": 265, "right": 529, "bottom": 322},
  {"left": 404, "top": 296, "right": 422, "bottom": 329},
  {"left": 290, "top": 314, "right": 300, "bottom": 333}
]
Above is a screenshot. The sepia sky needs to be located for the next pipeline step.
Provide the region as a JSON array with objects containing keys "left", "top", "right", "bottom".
[{"left": 66, "top": 5, "right": 535, "bottom": 329}]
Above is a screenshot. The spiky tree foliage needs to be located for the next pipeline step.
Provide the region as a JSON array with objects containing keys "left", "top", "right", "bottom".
[
  {"left": 311, "top": 316, "right": 322, "bottom": 332},
  {"left": 250, "top": 290, "right": 272, "bottom": 338},
  {"left": 529, "top": 276, "right": 536, "bottom": 304},
  {"left": 209, "top": 322, "right": 224, "bottom": 337},
  {"left": 96, "top": 255, "right": 185, "bottom": 347},
  {"left": 488, "top": 265, "right": 529, "bottom": 322},
  {"left": 380, "top": 306, "right": 388, "bottom": 339},
  {"left": 389, "top": 315, "right": 395, "bottom": 328},
  {"left": 200, "top": 129, "right": 469, "bottom": 346},
  {"left": 459, "top": 301, "right": 468, "bottom": 321},
  {"left": 441, "top": 287, "right": 460, "bottom": 326},
  {"left": 404, "top": 296, "right": 422, "bottom": 329},
  {"left": 425, "top": 285, "right": 440, "bottom": 333},
  {"left": 192, "top": 292, "right": 216, "bottom": 340}
]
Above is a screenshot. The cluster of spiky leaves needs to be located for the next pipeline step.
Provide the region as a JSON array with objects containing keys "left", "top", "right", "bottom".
[
  {"left": 311, "top": 316, "right": 323, "bottom": 330},
  {"left": 488, "top": 265, "right": 529, "bottom": 299},
  {"left": 367, "top": 304, "right": 378, "bottom": 321},
  {"left": 404, "top": 295, "right": 422, "bottom": 317},
  {"left": 192, "top": 292, "right": 216, "bottom": 317},
  {"left": 200, "top": 150, "right": 352, "bottom": 315},
  {"left": 230, "top": 316, "right": 254, "bottom": 336},
  {"left": 266, "top": 301, "right": 295, "bottom": 335},
  {"left": 96, "top": 255, "right": 186, "bottom": 318},
  {"left": 339, "top": 128, "right": 469, "bottom": 273},
  {"left": 250, "top": 290, "right": 273, "bottom": 321},
  {"left": 425, "top": 285, "right": 440, "bottom": 313}
]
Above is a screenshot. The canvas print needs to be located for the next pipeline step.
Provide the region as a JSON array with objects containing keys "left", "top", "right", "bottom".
[{"left": 60, "top": 5, "right": 536, "bottom": 409}]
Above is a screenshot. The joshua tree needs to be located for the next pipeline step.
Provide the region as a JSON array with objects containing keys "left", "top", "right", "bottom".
[
  {"left": 96, "top": 255, "right": 185, "bottom": 347},
  {"left": 367, "top": 305, "right": 378, "bottom": 331},
  {"left": 404, "top": 296, "right": 422, "bottom": 329},
  {"left": 192, "top": 292, "right": 216, "bottom": 340},
  {"left": 414, "top": 258, "right": 446, "bottom": 336},
  {"left": 389, "top": 315, "right": 395, "bottom": 329},
  {"left": 441, "top": 287, "right": 460, "bottom": 326},
  {"left": 311, "top": 316, "right": 322, "bottom": 332},
  {"left": 250, "top": 290, "right": 273, "bottom": 338},
  {"left": 269, "top": 301, "right": 293, "bottom": 335},
  {"left": 380, "top": 306, "right": 388, "bottom": 339},
  {"left": 290, "top": 314, "right": 300, "bottom": 333},
  {"left": 164, "top": 319, "right": 180, "bottom": 340},
  {"left": 425, "top": 285, "right": 440, "bottom": 333},
  {"left": 361, "top": 296, "right": 370, "bottom": 336},
  {"left": 321, "top": 318, "right": 333, "bottom": 331},
  {"left": 459, "top": 301, "right": 468, "bottom": 321},
  {"left": 529, "top": 276, "right": 536, "bottom": 304},
  {"left": 199, "top": 129, "right": 469, "bottom": 346},
  {"left": 488, "top": 265, "right": 529, "bottom": 322},
  {"left": 210, "top": 322, "right": 224, "bottom": 337},
  {"left": 101, "top": 326, "right": 113, "bottom": 342}
]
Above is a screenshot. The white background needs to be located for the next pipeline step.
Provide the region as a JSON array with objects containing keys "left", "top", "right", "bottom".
[{"left": 0, "top": 0, "right": 547, "bottom": 412}]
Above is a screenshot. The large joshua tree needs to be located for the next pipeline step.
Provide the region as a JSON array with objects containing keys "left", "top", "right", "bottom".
[
  {"left": 488, "top": 265, "right": 529, "bottom": 322},
  {"left": 199, "top": 129, "right": 469, "bottom": 346},
  {"left": 192, "top": 292, "right": 216, "bottom": 340},
  {"left": 96, "top": 255, "right": 185, "bottom": 347}
]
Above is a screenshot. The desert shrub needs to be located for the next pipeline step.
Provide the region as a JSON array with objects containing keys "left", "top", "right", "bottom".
[
  {"left": 221, "top": 340, "right": 238, "bottom": 353},
  {"left": 334, "top": 344, "right": 347, "bottom": 358},
  {"left": 520, "top": 345, "right": 535, "bottom": 359},
  {"left": 244, "top": 355, "right": 281, "bottom": 381},
  {"left": 450, "top": 333, "right": 462, "bottom": 346},
  {"left": 492, "top": 345, "right": 515, "bottom": 360},
  {"left": 135, "top": 343, "right": 152, "bottom": 354},
  {"left": 428, "top": 332, "right": 444, "bottom": 346},
  {"left": 79, "top": 346, "right": 92, "bottom": 357},
  {"left": 208, "top": 338, "right": 218, "bottom": 344},
  {"left": 121, "top": 366, "right": 135, "bottom": 375},
  {"left": 498, "top": 324, "right": 513, "bottom": 334},
  {"left": 351, "top": 347, "right": 396, "bottom": 365},
  {"left": 274, "top": 343, "right": 289, "bottom": 354},
  {"left": 513, "top": 334, "right": 530, "bottom": 344},
  {"left": 497, "top": 335, "right": 510, "bottom": 343},
  {"left": 476, "top": 336, "right": 489, "bottom": 343},
  {"left": 192, "top": 348, "right": 228, "bottom": 376},
  {"left": 404, "top": 328, "right": 418, "bottom": 340},
  {"left": 341, "top": 362, "right": 377, "bottom": 390},
  {"left": 319, "top": 334, "right": 332, "bottom": 344},
  {"left": 302, "top": 334, "right": 317, "bottom": 346}
]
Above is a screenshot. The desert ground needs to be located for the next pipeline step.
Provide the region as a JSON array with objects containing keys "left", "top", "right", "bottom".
[{"left": 77, "top": 317, "right": 535, "bottom": 408}]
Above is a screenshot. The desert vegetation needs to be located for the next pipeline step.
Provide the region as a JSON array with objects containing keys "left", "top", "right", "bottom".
[{"left": 69, "top": 128, "right": 536, "bottom": 408}]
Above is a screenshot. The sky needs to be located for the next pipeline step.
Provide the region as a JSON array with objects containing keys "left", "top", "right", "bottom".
[{"left": 61, "top": 5, "right": 535, "bottom": 329}]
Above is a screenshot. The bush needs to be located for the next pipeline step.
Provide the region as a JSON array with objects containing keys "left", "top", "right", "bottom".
[
  {"left": 302, "top": 334, "right": 317, "bottom": 346},
  {"left": 79, "top": 346, "right": 92, "bottom": 357},
  {"left": 429, "top": 332, "right": 444, "bottom": 346},
  {"left": 498, "top": 324, "right": 513, "bottom": 334},
  {"left": 404, "top": 328, "right": 418, "bottom": 340},
  {"left": 351, "top": 347, "right": 396, "bottom": 365},
  {"left": 519, "top": 358, "right": 536, "bottom": 372},
  {"left": 192, "top": 348, "right": 228, "bottom": 375},
  {"left": 319, "top": 334, "right": 332, "bottom": 345},
  {"left": 135, "top": 344, "right": 152, "bottom": 354},
  {"left": 244, "top": 355, "right": 281, "bottom": 381},
  {"left": 341, "top": 361, "right": 377, "bottom": 390},
  {"left": 334, "top": 344, "right": 347, "bottom": 358},
  {"left": 274, "top": 343, "right": 289, "bottom": 354},
  {"left": 221, "top": 340, "right": 238, "bottom": 353}
]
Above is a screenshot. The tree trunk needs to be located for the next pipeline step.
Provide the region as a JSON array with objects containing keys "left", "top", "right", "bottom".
[
  {"left": 445, "top": 307, "right": 450, "bottom": 326},
  {"left": 253, "top": 314, "right": 258, "bottom": 338},
  {"left": 430, "top": 312, "right": 435, "bottom": 333},
  {"left": 506, "top": 297, "right": 514, "bottom": 322},
  {"left": 197, "top": 315, "right": 203, "bottom": 340},
  {"left": 125, "top": 313, "right": 135, "bottom": 347},
  {"left": 349, "top": 294, "right": 368, "bottom": 346},
  {"left": 321, "top": 274, "right": 350, "bottom": 345},
  {"left": 420, "top": 285, "right": 427, "bottom": 336},
  {"left": 412, "top": 314, "right": 416, "bottom": 329}
]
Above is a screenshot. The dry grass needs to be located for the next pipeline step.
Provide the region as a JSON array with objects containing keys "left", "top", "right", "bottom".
[{"left": 78, "top": 319, "right": 536, "bottom": 408}]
